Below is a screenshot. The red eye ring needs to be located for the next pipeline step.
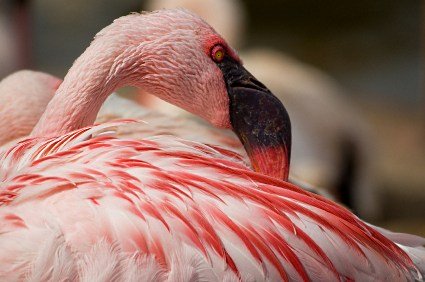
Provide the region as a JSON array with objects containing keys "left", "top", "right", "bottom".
[{"left": 211, "top": 44, "right": 225, "bottom": 62}]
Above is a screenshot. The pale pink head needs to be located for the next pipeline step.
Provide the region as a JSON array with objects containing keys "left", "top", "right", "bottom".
[
  {"left": 32, "top": 9, "right": 291, "bottom": 180},
  {"left": 0, "top": 70, "right": 61, "bottom": 145},
  {"left": 139, "top": 0, "right": 246, "bottom": 114},
  {"left": 107, "top": 9, "right": 243, "bottom": 128}
]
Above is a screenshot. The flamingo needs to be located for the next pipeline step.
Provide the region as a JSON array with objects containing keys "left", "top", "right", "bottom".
[
  {"left": 0, "top": 9, "right": 424, "bottom": 280},
  {"left": 0, "top": 70, "right": 61, "bottom": 146}
]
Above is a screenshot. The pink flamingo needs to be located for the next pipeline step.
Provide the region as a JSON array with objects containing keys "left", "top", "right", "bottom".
[
  {"left": 0, "top": 9, "right": 424, "bottom": 280},
  {"left": 0, "top": 70, "right": 61, "bottom": 146}
]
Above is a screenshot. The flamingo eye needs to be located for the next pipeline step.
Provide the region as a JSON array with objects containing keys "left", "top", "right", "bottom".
[{"left": 211, "top": 45, "right": 225, "bottom": 62}]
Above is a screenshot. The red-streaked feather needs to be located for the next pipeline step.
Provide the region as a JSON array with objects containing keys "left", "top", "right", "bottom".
[{"left": 0, "top": 121, "right": 423, "bottom": 281}]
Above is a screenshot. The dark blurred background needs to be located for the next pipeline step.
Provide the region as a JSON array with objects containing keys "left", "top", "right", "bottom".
[
  {"left": 247, "top": 1, "right": 421, "bottom": 107},
  {"left": 0, "top": 0, "right": 424, "bottom": 233}
]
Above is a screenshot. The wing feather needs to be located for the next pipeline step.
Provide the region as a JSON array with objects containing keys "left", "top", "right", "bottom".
[{"left": 0, "top": 121, "right": 422, "bottom": 281}]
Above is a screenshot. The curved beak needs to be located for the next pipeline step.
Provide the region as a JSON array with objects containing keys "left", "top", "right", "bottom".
[{"left": 217, "top": 57, "right": 292, "bottom": 181}]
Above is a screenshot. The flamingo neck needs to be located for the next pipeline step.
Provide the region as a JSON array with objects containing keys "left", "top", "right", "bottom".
[{"left": 31, "top": 31, "right": 141, "bottom": 137}]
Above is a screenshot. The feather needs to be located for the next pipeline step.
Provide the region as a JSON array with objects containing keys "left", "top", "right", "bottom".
[{"left": 0, "top": 121, "right": 423, "bottom": 281}]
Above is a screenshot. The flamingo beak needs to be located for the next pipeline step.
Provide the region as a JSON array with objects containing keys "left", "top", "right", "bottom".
[{"left": 217, "top": 56, "right": 292, "bottom": 181}]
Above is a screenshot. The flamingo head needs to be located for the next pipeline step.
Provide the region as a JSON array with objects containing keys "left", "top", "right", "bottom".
[
  {"left": 103, "top": 9, "right": 291, "bottom": 180},
  {"left": 0, "top": 70, "right": 61, "bottom": 146},
  {"left": 39, "top": 9, "right": 291, "bottom": 180}
]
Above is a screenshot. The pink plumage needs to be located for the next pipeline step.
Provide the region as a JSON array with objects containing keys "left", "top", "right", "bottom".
[
  {"left": 0, "top": 70, "right": 61, "bottom": 146},
  {"left": 0, "top": 121, "right": 423, "bottom": 281},
  {"left": 0, "top": 9, "right": 424, "bottom": 281}
]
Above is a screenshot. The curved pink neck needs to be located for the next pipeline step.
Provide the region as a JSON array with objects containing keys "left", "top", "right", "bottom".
[{"left": 31, "top": 38, "right": 124, "bottom": 137}]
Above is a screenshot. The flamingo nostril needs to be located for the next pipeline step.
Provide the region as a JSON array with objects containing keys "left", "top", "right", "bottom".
[{"left": 231, "top": 77, "right": 268, "bottom": 92}]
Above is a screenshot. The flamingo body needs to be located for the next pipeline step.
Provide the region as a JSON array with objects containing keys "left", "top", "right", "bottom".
[{"left": 0, "top": 121, "right": 423, "bottom": 281}]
